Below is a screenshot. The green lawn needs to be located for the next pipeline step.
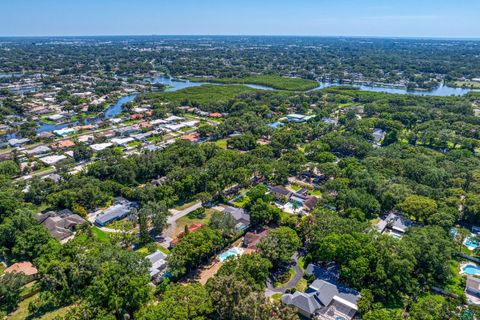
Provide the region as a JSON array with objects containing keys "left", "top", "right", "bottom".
[
  {"left": 108, "top": 219, "right": 136, "bottom": 232},
  {"left": 213, "top": 139, "right": 228, "bottom": 149},
  {"left": 232, "top": 195, "right": 251, "bottom": 208},
  {"left": 189, "top": 75, "right": 319, "bottom": 91},
  {"left": 174, "top": 208, "right": 216, "bottom": 237},
  {"left": 452, "top": 81, "right": 480, "bottom": 89},
  {"left": 91, "top": 227, "right": 109, "bottom": 241},
  {"left": 271, "top": 293, "right": 283, "bottom": 300},
  {"left": 8, "top": 293, "right": 72, "bottom": 320},
  {"left": 295, "top": 277, "right": 308, "bottom": 292}
]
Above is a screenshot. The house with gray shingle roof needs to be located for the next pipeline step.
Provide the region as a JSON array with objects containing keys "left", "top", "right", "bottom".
[{"left": 282, "top": 264, "right": 360, "bottom": 320}]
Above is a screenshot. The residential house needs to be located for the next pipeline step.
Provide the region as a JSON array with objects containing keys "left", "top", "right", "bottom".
[
  {"left": 287, "top": 114, "right": 316, "bottom": 123},
  {"left": 4, "top": 262, "right": 38, "bottom": 278},
  {"left": 282, "top": 266, "right": 360, "bottom": 320},
  {"left": 51, "top": 139, "right": 75, "bottom": 150},
  {"left": 269, "top": 185, "right": 292, "bottom": 203},
  {"left": 181, "top": 132, "right": 201, "bottom": 143},
  {"left": 36, "top": 210, "right": 87, "bottom": 242},
  {"left": 223, "top": 206, "right": 251, "bottom": 232},
  {"left": 8, "top": 138, "right": 30, "bottom": 147},
  {"left": 115, "top": 126, "right": 140, "bottom": 136},
  {"left": 243, "top": 228, "right": 270, "bottom": 249},
  {"left": 164, "top": 115, "right": 184, "bottom": 123},
  {"left": 151, "top": 176, "right": 168, "bottom": 186},
  {"left": 111, "top": 137, "right": 135, "bottom": 146},
  {"left": 90, "top": 142, "right": 113, "bottom": 152},
  {"left": 37, "top": 131, "right": 55, "bottom": 139},
  {"left": 39, "top": 154, "right": 68, "bottom": 166},
  {"left": 23, "top": 145, "right": 51, "bottom": 156},
  {"left": 209, "top": 112, "right": 223, "bottom": 118},
  {"left": 53, "top": 127, "right": 76, "bottom": 137},
  {"left": 376, "top": 212, "right": 417, "bottom": 239},
  {"left": 95, "top": 130, "right": 116, "bottom": 139},
  {"left": 146, "top": 250, "right": 168, "bottom": 281},
  {"left": 372, "top": 128, "right": 386, "bottom": 144},
  {"left": 466, "top": 276, "right": 480, "bottom": 304},
  {"left": 95, "top": 198, "right": 136, "bottom": 226},
  {"left": 322, "top": 117, "right": 339, "bottom": 125}
]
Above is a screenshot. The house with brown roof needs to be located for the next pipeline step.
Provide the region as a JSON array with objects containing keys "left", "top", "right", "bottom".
[
  {"left": 51, "top": 139, "right": 75, "bottom": 150},
  {"left": 181, "top": 132, "right": 201, "bottom": 143},
  {"left": 209, "top": 112, "right": 223, "bottom": 118},
  {"left": 4, "top": 262, "right": 38, "bottom": 277},
  {"left": 243, "top": 228, "right": 271, "bottom": 250}
]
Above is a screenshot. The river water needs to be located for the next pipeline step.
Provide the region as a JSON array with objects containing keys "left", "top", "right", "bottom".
[{"left": 29, "top": 76, "right": 480, "bottom": 134}]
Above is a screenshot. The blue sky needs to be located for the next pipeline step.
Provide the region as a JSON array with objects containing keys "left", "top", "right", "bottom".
[{"left": 2, "top": 0, "right": 479, "bottom": 38}]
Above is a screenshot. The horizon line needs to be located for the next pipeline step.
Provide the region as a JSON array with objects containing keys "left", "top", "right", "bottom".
[{"left": 0, "top": 34, "right": 480, "bottom": 41}]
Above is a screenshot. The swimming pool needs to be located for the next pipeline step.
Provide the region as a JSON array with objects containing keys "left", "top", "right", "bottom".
[
  {"left": 464, "top": 236, "right": 479, "bottom": 251},
  {"left": 218, "top": 247, "right": 244, "bottom": 262},
  {"left": 461, "top": 264, "right": 480, "bottom": 276}
]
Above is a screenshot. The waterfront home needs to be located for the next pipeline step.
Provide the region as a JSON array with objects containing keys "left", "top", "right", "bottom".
[
  {"left": 281, "top": 269, "right": 360, "bottom": 320},
  {"left": 46, "top": 114, "right": 65, "bottom": 121},
  {"left": 53, "top": 127, "right": 76, "bottom": 137},
  {"left": 8, "top": 138, "right": 30, "bottom": 147},
  {"left": 37, "top": 131, "right": 55, "bottom": 139}
]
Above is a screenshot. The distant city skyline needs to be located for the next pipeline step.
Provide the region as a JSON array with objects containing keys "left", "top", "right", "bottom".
[{"left": 2, "top": 0, "right": 479, "bottom": 38}]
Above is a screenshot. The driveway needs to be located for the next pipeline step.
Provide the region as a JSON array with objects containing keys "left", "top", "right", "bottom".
[
  {"left": 265, "top": 253, "right": 304, "bottom": 297},
  {"left": 159, "top": 201, "right": 203, "bottom": 246}
]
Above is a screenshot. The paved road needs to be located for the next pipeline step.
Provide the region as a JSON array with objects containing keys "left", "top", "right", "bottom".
[
  {"left": 162, "top": 201, "right": 203, "bottom": 239},
  {"left": 265, "top": 253, "right": 304, "bottom": 297}
]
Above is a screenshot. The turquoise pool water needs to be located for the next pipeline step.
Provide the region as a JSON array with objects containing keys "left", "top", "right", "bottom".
[
  {"left": 464, "top": 236, "right": 479, "bottom": 250},
  {"left": 218, "top": 247, "right": 243, "bottom": 262},
  {"left": 462, "top": 264, "right": 480, "bottom": 276}
]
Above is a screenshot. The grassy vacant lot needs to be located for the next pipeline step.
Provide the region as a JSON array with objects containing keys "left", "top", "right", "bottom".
[
  {"left": 190, "top": 75, "right": 319, "bottom": 91},
  {"left": 8, "top": 293, "right": 72, "bottom": 320},
  {"left": 173, "top": 208, "right": 217, "bottom": 237},
  {"left": 452, "top": 81, "right": 480, "bottom": 89},
  {"left": 145, "top": 84, "right": 257, "bottom": 106}
]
